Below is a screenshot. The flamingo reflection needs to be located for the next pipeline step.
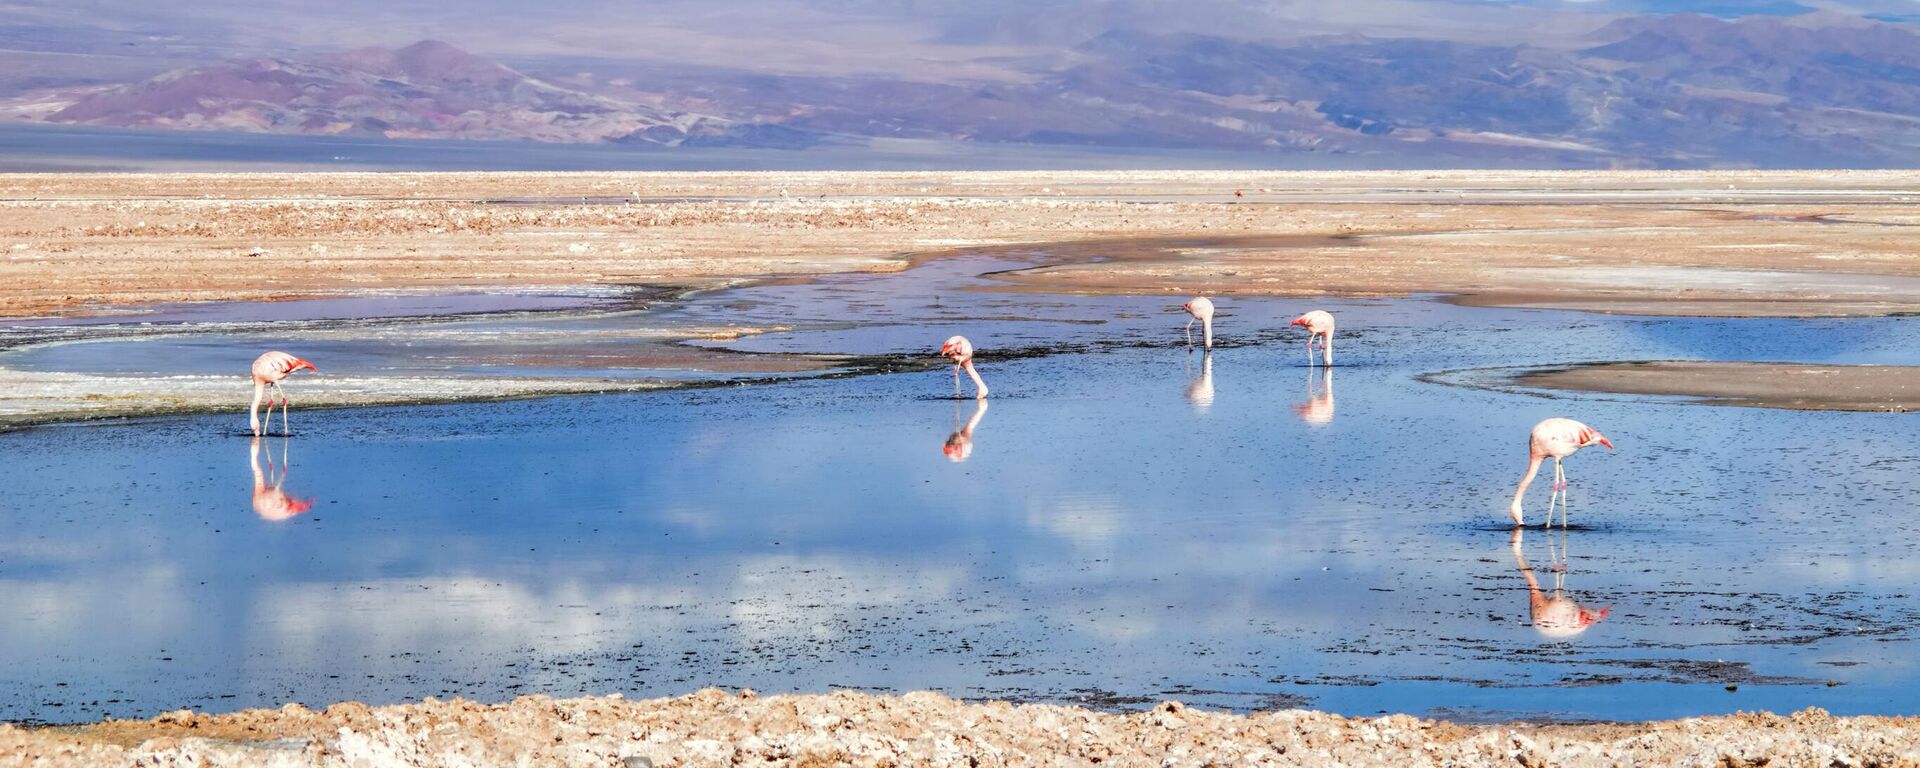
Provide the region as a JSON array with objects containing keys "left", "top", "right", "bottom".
[
  {"left": 942, "top": 399, "right": 989, "bottom": 462},
  {"left": 1511, "top": 527, "right": 1610, "bottom": 639},
  {"left": 1295, "top": 367, "right": 1334, "bottom": 425},
  {"left": 1185, "top": 350, "right": 1214, "bottom": 412},
  {"left": 250, "top": 436, "right": 316, "bottom": 521}
]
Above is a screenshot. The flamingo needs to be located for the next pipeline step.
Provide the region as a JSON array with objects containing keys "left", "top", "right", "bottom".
[
  {"left": 250, "top": 351, "right": 316, "bottom": 437},
  {"left": 1182, "top": 297, "right": 1215, "bottom": 349},
  {"left": 1290, "top": 310, "right": 1334, "bottom": 367},
  {"left": 940, "top": 336, "right": 989, "bottom": 399},
  {"left": 942, "top": 399, "right": 989, "bottom": 462},
  {"left": 1511, "top": 528, "right": 1610, "bottom": 638},
  {"left": 1509, "top": 418, "right": 1614, "bottom": 527},
  {"left": 250, "top": 436, "right": 315, "bottom": 521}
]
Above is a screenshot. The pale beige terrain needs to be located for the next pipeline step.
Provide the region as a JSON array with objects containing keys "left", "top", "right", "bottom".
[
  {"left": 1512, "top": 361, "right": 1920, "bottom": 411},
  {"left": 6, "top": 170, "right": 1920, "bottom": 318},
  {"left": 3, "top": 690, "right": 1915, "bottom": 768}
]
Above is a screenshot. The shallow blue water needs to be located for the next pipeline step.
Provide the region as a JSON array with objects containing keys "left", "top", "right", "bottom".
[{"left": 2, "top": 257, "right": 1920, "bottom": 724}]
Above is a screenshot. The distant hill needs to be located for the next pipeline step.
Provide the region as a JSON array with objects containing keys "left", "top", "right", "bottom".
[
  {"left": 32, "top": 41, "right": 819, "bottom": 147},
  {"left": 8, "top": 9, "right": 1920, "bottom": 166}
]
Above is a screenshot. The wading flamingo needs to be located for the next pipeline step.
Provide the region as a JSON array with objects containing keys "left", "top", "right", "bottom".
[
  {"left": 941, "top": 336, "right": 989, "bottom": 399},
  {"left": 251, "top": 351, "right": 316, "bottom": 437},
  {"left": 1509, "top": 418, "right": 1613, "bottom": 527},
  {"left": 1182, "top": 297, "right": 1215, "bottom": 349},
  {"left": 942, "top": 399, "right": 989, "bottom": 462},
  {"left": 1290, "top": 310, "right": 1334, "bottom": 367},
  {"left": 1511, "top": 528, "right": 1610, "bottom": 638},
  {"left": 250, "top": 436, "right": 315, "bottom": 521}
]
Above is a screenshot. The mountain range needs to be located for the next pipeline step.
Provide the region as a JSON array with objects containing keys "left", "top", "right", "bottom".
[
  {"left": 15, "top": 40, "right": 811, "bottom": 147},
  {"left": 6, "top": 1, "right": 1920, "bottom": 166}
]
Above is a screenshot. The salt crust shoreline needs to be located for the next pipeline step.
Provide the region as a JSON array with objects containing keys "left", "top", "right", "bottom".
[{"left": 4, "top": 689, "right": 1917, "bottom": 767}]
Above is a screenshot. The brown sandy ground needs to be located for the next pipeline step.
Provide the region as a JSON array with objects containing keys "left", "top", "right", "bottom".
[
  {"left": 8, "top": 170, "right": 1920, "bottom": 319},
  {"left": 2, "top": 689, "right": 1916, "bottom": 767},
  {"left": 1511, "top": 361, "right": 1920, "bottom": 412}
]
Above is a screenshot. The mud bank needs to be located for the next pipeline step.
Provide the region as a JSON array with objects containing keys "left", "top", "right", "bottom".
[
  {"left": 0, "top": 369, "right": 680, "bottom": 431},
  {"left": 1509, "top": 361, "right": 1920, "bottom": 411},
  {"left": 4, "top": 690, "right": 1915, "bottom": 767}
]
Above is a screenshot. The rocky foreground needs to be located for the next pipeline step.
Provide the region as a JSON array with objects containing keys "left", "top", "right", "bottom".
[{"left": 3, "top": 690, "right": 1916, "bottom": 767}]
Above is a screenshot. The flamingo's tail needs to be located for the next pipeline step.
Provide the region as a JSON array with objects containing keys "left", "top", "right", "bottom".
[{"left": 293, "top": 358, "right": 317, "bottom": 373}]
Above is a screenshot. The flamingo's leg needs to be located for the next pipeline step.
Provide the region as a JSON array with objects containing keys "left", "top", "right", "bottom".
[
  {"left": 1184, "top": 318, "right": 1194, "bottom": 348},
  {"left": 1543, "top": 462, "right": 1559, "bottom": 529},
  {"left": 1561, "top": 461, "right": 1571, "bottom": 528},
  {"left": 1548, "top": 459, "right": 1559, "bottom": 528},
  {"left": 277, "top": 383, "right": 291, "bottom": 437},
  {"left": 1553, "top": 459, "right": 1567, "bottom": 528}
]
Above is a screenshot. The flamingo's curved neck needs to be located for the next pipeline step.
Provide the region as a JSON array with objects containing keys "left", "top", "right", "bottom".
[
  {"left": 1510, "top": 453, "right": 1544, "bottom": 522},
  {"left": 963, "top": 360, "right": 989, "bottom": 399},
  {"left": 250, "top": 381, "right": 265, "bottom": 436}
]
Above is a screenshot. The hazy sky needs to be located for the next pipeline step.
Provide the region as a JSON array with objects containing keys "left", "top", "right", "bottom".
[{"left": 3, "top": 0, "right": 1912, "bottom": 84}]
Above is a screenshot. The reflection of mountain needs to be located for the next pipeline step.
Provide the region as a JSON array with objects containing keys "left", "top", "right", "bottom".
[{"left": 37, "top": 41, "right": 816, "bottom": 147}]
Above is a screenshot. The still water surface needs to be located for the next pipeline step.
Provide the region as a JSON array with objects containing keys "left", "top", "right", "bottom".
[{"left": 2, "top": 256, "right": 1919, "bottom": 724}]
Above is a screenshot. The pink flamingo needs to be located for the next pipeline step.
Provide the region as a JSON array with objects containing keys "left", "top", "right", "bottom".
[
  {"left": 941, "top": 336, "right": 989, "bottom": 399},
  {"left": 1182, "top": 297, "right": 1215, "bottom": 349},
  {"left": 1290, "top": 310, "right": 1334, "bottom": 367},
  {"left": 1509, "top": 418, "right": 1614, "bottom": 527},
  {"left": 251, "top": 351, "right": 316, "bottom": 437},
  {"left": 250, "top": 436, "right": 315, "bottom": 521}
]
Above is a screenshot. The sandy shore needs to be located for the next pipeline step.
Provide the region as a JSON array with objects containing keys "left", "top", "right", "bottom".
[
  {"left": 8, "top": 170, "right": 1920, "bottom": 319},
  {"left": 4, "top": 689, "right": 1915, "bottom": 767},
  {"left": 1510, "top": 361, "right": 1920, "bottom": 411}
]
